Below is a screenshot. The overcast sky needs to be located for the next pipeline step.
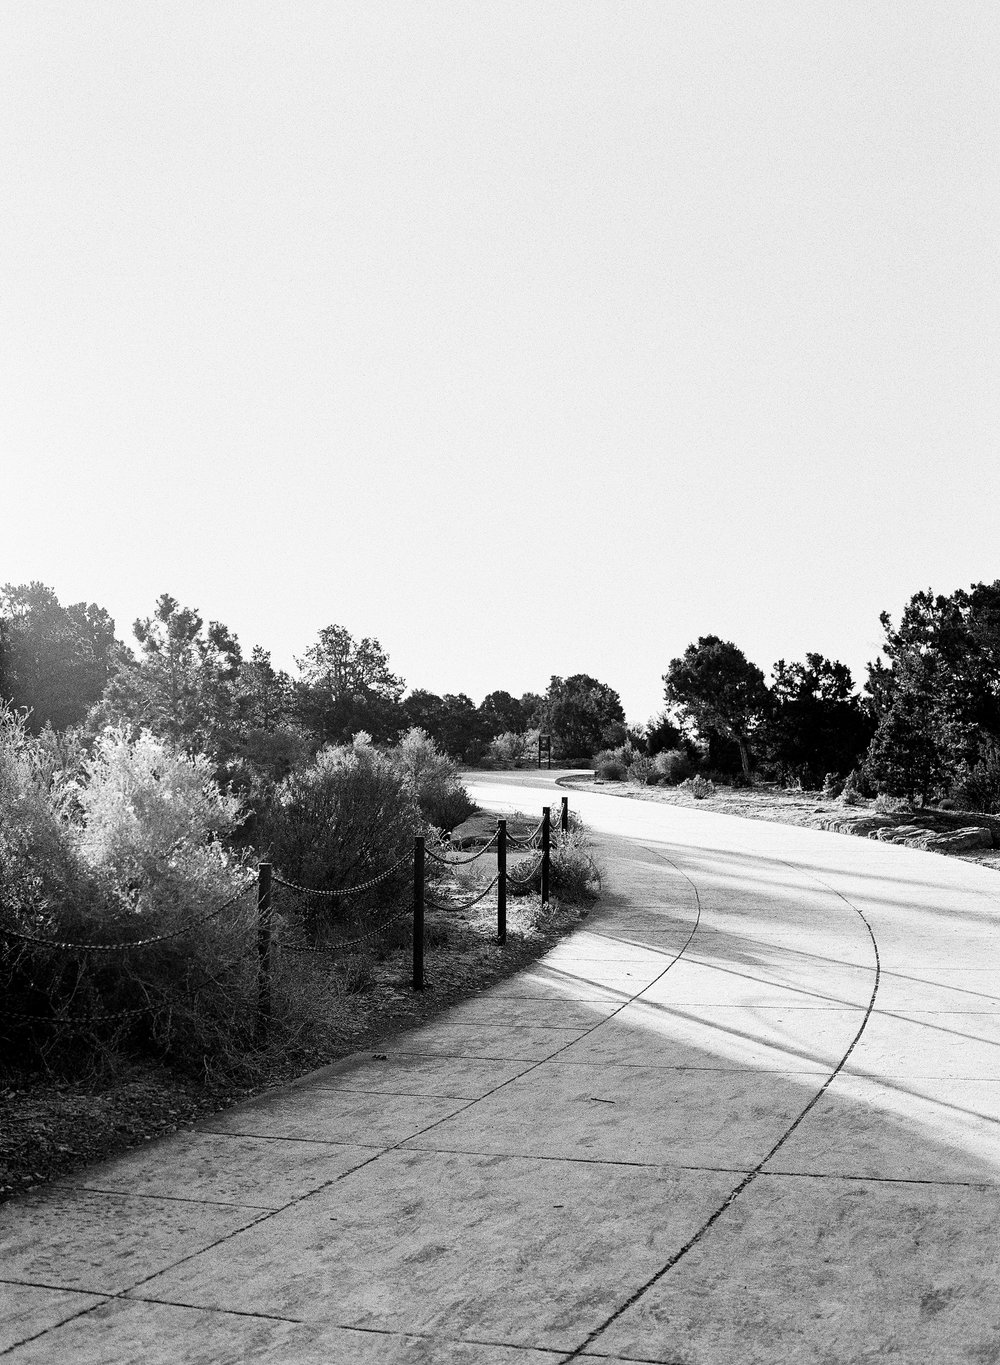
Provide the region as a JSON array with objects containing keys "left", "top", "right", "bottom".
[{"left": 4, "top": 3, "right": 998, "bottom": 724}]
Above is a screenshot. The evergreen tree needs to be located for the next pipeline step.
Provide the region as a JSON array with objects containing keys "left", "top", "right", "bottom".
[
  {"left": 294, "top": 624, "right": 404, "bottom": 744},
  {"left": 663, "top": 636, "right": 769, "bottom": 779},
  {"left": 0, "top": 582, "right": 121, "bottom": 732}
]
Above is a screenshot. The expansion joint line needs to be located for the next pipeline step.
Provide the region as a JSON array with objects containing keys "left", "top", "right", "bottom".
[
  {"left": 559, "top": 857, "right": 883, "bottom": 1364},
  {"left": 356, "top": 837, "right": 705, "bottom": 1187}
]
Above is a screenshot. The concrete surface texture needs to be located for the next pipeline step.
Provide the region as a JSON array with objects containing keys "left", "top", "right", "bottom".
[{"left": 2, "top": 772, "right": 1000, "bottom": 1363}]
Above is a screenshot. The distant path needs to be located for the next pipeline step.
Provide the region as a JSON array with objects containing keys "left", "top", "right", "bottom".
[{"left": 3, "top": 772, "right": 999, "bottom": 1363}]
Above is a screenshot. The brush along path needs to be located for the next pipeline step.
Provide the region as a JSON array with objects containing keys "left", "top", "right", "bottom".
[
  {"left": 2, "top": 775, "right": 999, "bottom": 1363},
  {"left": 0, "top": 810, "right": 577, "bottom": 1203}
]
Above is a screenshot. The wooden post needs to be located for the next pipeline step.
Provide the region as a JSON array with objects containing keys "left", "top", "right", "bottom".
[
  {"left": 256, "top": 862, "right": 273, "bottom": 1045},
  {"left": 412, "top": 836, "right": 425, "bottom": 991},
  {"left": 540, "top": 807, "right": 551, "bottom": 906},
  {"left": 560, "top": 795, "right": 569, "bottom": 832},
  {"left": 497, "top": 818, "right": 507, "bottom": 945}
]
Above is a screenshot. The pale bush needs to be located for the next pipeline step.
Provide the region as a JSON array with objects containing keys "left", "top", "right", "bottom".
[
  {"left": 839, "top": 770, "right": 865, "bottom": 806},
  {"left": 678, "top": 775, "right": 715, "bottom": 800},
  {"left": 393, "top": 728, "right": 476, "bottom": 831},
  {"left": 507, "top": 822, "right": 601, "bottom": 904},
  {"left": 874, "top": 793, "right": 912, "bottom": 814},
  {"left": 74, "top": 727, "right": 244, "bottom": 915},
  {"left": 489, "top": 731, "right": 532, "bottom": 766},
  {"left": 626, "top": 753, "right": 657, "bottom": 785},
  {"left": 0, "top": 706, "right": 92, "bottom": 921},
  {"left": 1, "top": 717, "right": 256, "bottom": 1070}
]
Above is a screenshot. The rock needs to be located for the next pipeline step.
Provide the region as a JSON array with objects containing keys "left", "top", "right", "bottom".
[
  {"left": 818, "top": 815, "right": 895, "bottom": 837},
  {"left": 923, "top": 827, "right": 994, "bottom": 853},
  {"left": 875, "top": 824, "right": 932, "bottom": 845}
]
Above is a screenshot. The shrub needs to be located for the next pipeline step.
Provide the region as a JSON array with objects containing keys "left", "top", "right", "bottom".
[
  {"left": 489, "top": 731, "right": 532, "bottom": 766},
  {"left": 262, "top": 739, "right": 417, "bottom": 939},
  {"left": 952, "top": 745, "right": 1000, "bottom": 813},
  {"left": 393, "top": 728, "right": 476, "bottom": 831},
  {"left": 678, "top": 775, "right": 715, "bottom": 800},
  {"left": 626, "top": 754, "right": 657, "bottom": 785},
  {"left": 654, "top": 748, "right": 694, "bottom": 785},
  {"left": 821, "top": 772, "right": 845, "bottom": 799},
  {"left": 0, "top": 718, "right": 256, "bottom": 1071},
  {"left": 75, "top": 727, "right": 245, "bottom": 912},
  {"left": 508, "top": 823, "right": 601, "bottom": 903},
  {"left": 874, "top": 793, "right": 912, "bottom": 814},
  {"left": 594, "top": 743, "right": 639, "bottom": 782},
  {"left": 593, "top": 753, "right": 625, "bottom": 781},
  {"left": 0, "top": 707, "right": 95, "bottom": 925},
  {"left": 839, "top": 768, "right": 866, "bottom": 806}
]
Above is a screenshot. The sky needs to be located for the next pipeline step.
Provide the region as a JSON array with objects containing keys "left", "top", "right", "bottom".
[{"left": 4, "top": 2, "right": 999, "bottom": 725}]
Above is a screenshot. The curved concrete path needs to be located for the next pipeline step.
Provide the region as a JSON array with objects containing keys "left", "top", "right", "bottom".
[{"left": 3, "top": 774, "right": 1000, "bottom": 1363}]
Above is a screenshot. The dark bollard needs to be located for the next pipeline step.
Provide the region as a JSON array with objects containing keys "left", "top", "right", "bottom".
[
  {"left": 541, "top": 806, "right": 551, "bottom": 906},
  {"left": 497, "top": 818, "right": 507, "bottom": 945}
]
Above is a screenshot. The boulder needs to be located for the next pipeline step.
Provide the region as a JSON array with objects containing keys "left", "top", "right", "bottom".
[
  {"left": 818, "top": 815, "right": 895, "bottom": 837},
  {"left": 923, "top": 827, "right": 994, "bottom": 853},
  {"left": 875, "top": 824, "right": 933, "bottom": 846}
]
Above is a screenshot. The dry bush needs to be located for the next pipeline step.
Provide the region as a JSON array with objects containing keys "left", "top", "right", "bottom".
[
  {"left": 626, "top": 754, "right": 658, "bottom": 785},
  {"left": 260, "top": 736, "right": 416, "bottom": 940},
  {"left": 394, "top": 728, "right": 476, "bottom": 831},
  {"left": 507, "top": 823, "right": 601, "bottom": 904},
  {"left": 654, "top": 748, "right": 694, "bottom": 785},
  {"left": 0, "top": 717, "right": 256, "bottom": 1075}
]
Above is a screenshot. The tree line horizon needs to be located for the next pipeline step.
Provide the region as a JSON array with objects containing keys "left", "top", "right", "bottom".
[{"left": 3, "top": 578, "right": 1000, "bottom": 807}]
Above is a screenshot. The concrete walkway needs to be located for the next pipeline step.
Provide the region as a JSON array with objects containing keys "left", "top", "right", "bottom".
[{"left": 3, "top": 775, "right": 1000, "bottom": 1362}]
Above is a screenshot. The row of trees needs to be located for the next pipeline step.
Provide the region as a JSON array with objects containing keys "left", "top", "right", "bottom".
[
  {"left": 661, "top": 637, "right": 872, "bottom": 787},
  {"left": 662, "top": 580, "right": 1000, "bottom": 807},
  {"left": 8, "top": 577, "right": 1000, "bottom": 807},
  {"left": 0, "top": 585, "right": 629, "bottom": 783}
]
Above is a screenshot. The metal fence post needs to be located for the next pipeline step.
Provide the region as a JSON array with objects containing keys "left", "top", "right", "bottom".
[
  {"left": 497, "top": 818, "right": 507, "bottom": 945},
  {"left": 256, "top": 862, "right": 273, "bottom": 1045},
  {"left": 541, "top": 807, "right": 551, "bottom": 906},
  {"left": 412, "top": 836, "right": 425, "bottom": 990},
  {"left": 561, "top": 796, "right": 569, "bottom": 832}
]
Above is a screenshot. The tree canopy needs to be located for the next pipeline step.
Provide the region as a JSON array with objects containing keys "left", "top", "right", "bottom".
[
  {"left": 99, "top": 594, "right": 243, "bottom": 757},
  {"left": 541, "top": 674, "right": 626, "bottom": 758},
  {"left": 764, "top": 654, "right": 872, "bottom": 785},
  {"left": 663, "top": 636, "right": 769, "bottom": 778},
  {"left": 294, "top": 624, "right": 404, "bottom": 744},
  {"left": 863, "top": 581, "right": 1000, "bottom": 798},
  {"left": 0, "top": 582, "right": 121, "bottom": 732}
]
